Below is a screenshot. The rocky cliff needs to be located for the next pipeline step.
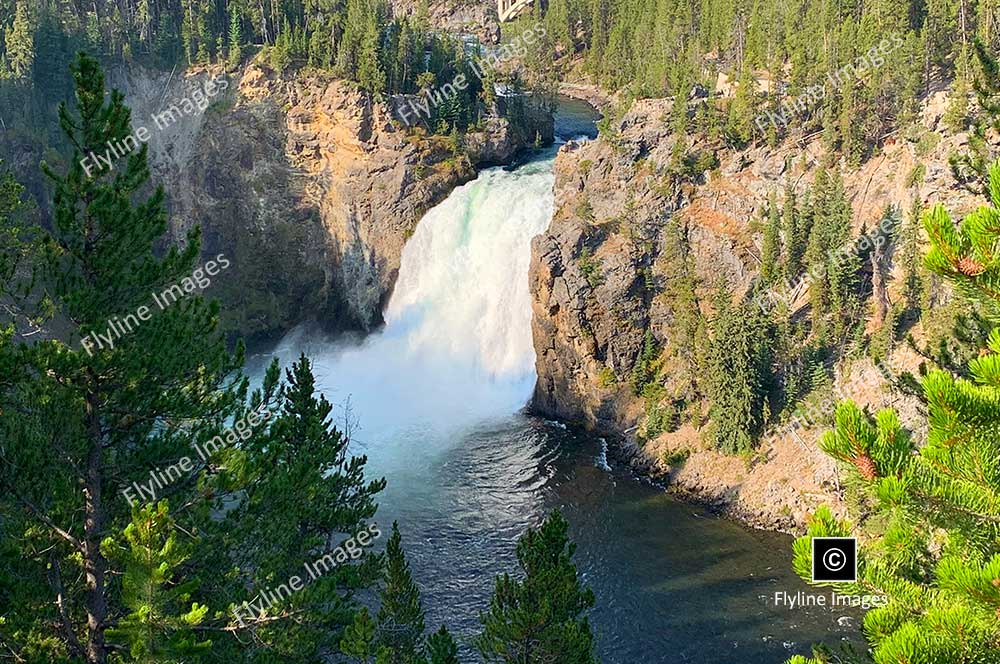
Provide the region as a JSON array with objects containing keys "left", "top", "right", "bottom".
[
  {"left": 109, "top": 59, "right": 551, "bottom": 340},
  {"left": 529, "top": 92, "right": 982, "bottom": 530}
]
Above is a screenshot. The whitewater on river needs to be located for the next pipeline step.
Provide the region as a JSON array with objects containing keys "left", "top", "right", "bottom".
[{"left": 250, "top": 98, "right": 862, "bottom": 662}]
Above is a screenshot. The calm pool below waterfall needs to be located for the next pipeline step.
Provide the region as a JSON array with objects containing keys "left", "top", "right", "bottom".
[{"left": 249, "top": 97, "right": 863, "bottom": 662}]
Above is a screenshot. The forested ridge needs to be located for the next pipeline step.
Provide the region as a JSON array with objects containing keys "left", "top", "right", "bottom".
[
  {"left": 3, "top": 0, "right": 1000, "bottom": 661},
  {"left": 2, "top": 0, "right": 993, "bottom": 153}
]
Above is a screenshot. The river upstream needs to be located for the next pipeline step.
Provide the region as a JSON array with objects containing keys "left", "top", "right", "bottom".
[{"left": 251, "top": 99, "right": 862, "bottom": 662}]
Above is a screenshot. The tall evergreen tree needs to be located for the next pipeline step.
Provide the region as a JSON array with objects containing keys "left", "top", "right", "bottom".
[
  {"left": 227, "top": 7, "right": 241, "bottom": 69},
  {"left": 103, "top": 501, "right": 211, "bottom": 663},
  {"left": 761, "top": 192, "right": 783, "bottom": 284},
  {"left": 0, "top": 51, "right": 243, "bottom": 664},
  {"left": 783, "top": 184, "right": 806, "bottom": 280},
  {"left": 477, "top": 511, "right": 597, "bottom": 664},
  {"left": 3, "top": 0, "right": 34, "bottom": 81},
  {"left": 425, "top": 626, "right": 459, "bottom": 664},
  {"left": 375, "top": 522, "right": 427, "bottom": 663},
  {"left": 707, "top": 283, "right": 773, "bottom": 454},
  {"left": 0, "top": 53, "right": 386, "bottom": 664}
]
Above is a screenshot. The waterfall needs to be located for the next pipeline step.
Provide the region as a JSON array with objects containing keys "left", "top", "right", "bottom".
[{"left": 266, "top": 150, "right": 557, "bottom": 468}]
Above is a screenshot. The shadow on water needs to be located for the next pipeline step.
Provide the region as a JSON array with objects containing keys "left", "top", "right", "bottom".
[
  {"left": 360, "top": 416, "right": 865, "bottom": 663},
  {"left": 247, "top": 96, "right": 866, "bottom": 662}
]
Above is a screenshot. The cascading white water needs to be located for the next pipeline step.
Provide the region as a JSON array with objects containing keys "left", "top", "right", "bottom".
[
  {"left": 253, "top": 106, "right": 855, "bottom": 660},
  {"left": 266, "top": 150, "right": 557, "bottom": 472}
]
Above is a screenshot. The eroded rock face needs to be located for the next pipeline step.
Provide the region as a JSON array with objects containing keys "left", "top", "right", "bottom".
[
  {"left": 528, "top": 93, "right": 979, "bottom": 530},
  {"left": 111, "top": 61, "right": 550, "bottom": 338},
  {"left": 392, "top": 0, "right": 501, "bottom": 44}
]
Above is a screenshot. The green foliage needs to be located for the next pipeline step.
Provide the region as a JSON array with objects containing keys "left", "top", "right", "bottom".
[
  {"left": 0, "top": 162, "right": 33, "bottom": 297},
  {"left": 104, "top": 501, "right": 212, "bottom": 662},
  {"left": 227, "top": 8, "right": 241, "bottom": 70},
  {"left": 630, "top": 329, "right": 660, "bottom": 396},
  {"left": 783, "top": 185, "right": 809, "bottom": 281},
  {"left": 641, "top": 383, "right": 679, "bottom": 440},
  {"left": 924, "top": 163, "right": 1000, "bottom": 322},
  {"left": 707, "top": 284, "right": 773, "bottom": 455},
  {"left": 476, "top": 511, "right": 597, "bottom": 664},
  {"left": 2, "top": 0, "right": 33, "bottom": 81},
  {"left": 0, "top": 53, "right": 386, "bottom": 664},
  {"left": 661, "top": 447, "right": 690, "bottom": 467},
  {"left": 597, "top": 364, "right": 617, "bottom": 387},
  {"left": 425, "top": 626, "right": 459, "bottom": 664},
  {"left": 375, "top": 523, "right": 426, "bottom": 663},
  {"left": 951, "top": 38, "right": 1000, "bottom": 191},
  {"left": 761, "top": 192, "right": 783, "bottom": 284},
  {"left": 905, "top": 162, "right": 926, "bottom": 188},
  {"left": 789, "top": 159, "right": 1000, "bottom": 664},
  {"left": 804, "top": 169, "right": 863, "bottom": 342},
  {"left": 915, "top": 130, "right": 942, "bottom": 157},
  {"left": 342, "top": 608, "right": 379, "bottom": 662},
  {"left": 577, "top": 245, "right": 603, "bottom": 287}
]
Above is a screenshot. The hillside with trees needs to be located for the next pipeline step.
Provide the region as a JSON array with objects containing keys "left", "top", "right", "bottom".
[{"left": 4, "top": 0, "right": 1000, "bottom": 660}]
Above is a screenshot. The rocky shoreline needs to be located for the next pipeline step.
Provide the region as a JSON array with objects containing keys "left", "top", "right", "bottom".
[{"left": 528, "top": 89, "right": 977, "bottom": 532}]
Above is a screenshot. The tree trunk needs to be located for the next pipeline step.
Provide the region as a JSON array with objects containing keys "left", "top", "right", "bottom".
[
  {"left": 871, "top": 232, "right": 889, "bottom": 328},
  {"left": 83, "top": 388, "right": 108, "bottom": 664}
]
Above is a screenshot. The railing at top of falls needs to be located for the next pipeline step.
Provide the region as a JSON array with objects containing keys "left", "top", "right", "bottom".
[{"left": 498, "top": 0, "right": 534, "bottom": 22}]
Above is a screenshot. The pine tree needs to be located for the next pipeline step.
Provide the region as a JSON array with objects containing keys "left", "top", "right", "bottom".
[
  {"left": 0, "top": 52, "right": 245, "bottom": 663},
  {"left": 944, "top": 46, "right": 972, "bottom": 132},
  {"left": 425, "top": 626, "right": 459, "bottom": 664},
  {"left": 227, "top": 7, "right": 242, "bottom": 69},
  {"left": 212, "top": 353, "right": 386, "bottom": 660},
  {"left": 901, "top": 193, "right": 924, "bottom": 318},
  {"left": 0, "top": 53, "right": 387, "bottom": 664},
  {"left": 951, "top": 37, "right": 1000, "bottom": 191},
  {"left": 4, "top": 1, "right": 34, "bottom": 81},
  {"left": 726, "top": 63, "right": 757, "bottom": 146},
  {"left": 838, "top": 83, "right": 862, "bottom": 166},
  {"left": 357, "top": 15, "right": 387, "bottom": 99},
  {"left": 375, "top": 522, "right": 427, "bottom": 663},
  {"left": 341, "top": 608, "right": 379, "bottom": 662},
  {"left": 0, "top": 163, "right": 29, "bottom": 294},
  {"left": 104, "top": 501, "right": 211, "bottom": 663},
  {"left": 761, "top": 192, "right": 783, "bottom": 284},
  {"left": 783, "top": 184, "right": 805, "bottom": 280},
  {"left": 477, "top": 511, "right": 597, "bottom": 664},
  {"left": 788, "top": 159, "right": 1000, "bottom": 664},
  {"left": 706, "top": 284, "right": 773, "bottom": 455}
]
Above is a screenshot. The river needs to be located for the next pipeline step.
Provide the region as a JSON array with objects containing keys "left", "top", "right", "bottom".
[{"left": 249, "top": 97, "right": 863, "bottom": 663}]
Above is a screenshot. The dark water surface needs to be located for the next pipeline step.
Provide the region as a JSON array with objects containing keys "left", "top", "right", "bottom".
[
  {"left": 250, "top": 96, "right": 863, "bottom": 662},
  {"left": 373, "top": 416, "right": 861, "bottom": 663}
]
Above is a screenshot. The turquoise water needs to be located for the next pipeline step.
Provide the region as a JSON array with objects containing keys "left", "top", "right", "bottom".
[{"left": 249, "top": 100, "right": 865, "bottom": 662}]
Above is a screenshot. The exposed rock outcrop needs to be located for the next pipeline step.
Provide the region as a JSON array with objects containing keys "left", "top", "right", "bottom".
[
  {"left": 110, "top": 60, "right": 551, "bottom": 339},
  {"left": 392, "top": 0, "right": 501, "bottom": 44},
  {"left": 529, "top": 93, "right": 980, "bottom": 531}
]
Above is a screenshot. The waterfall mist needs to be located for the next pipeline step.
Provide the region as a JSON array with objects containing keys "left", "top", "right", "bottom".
[{"left": 262, "top": 151, "right": 557, "bottom": 472}]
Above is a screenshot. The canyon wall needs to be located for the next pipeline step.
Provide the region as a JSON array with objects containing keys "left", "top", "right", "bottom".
[
  {"left": 529, "top": 92, "right": 981, "bottom": 530},
  {"left": 107, "top": 59, "right": 551, "bottom": 340}
]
